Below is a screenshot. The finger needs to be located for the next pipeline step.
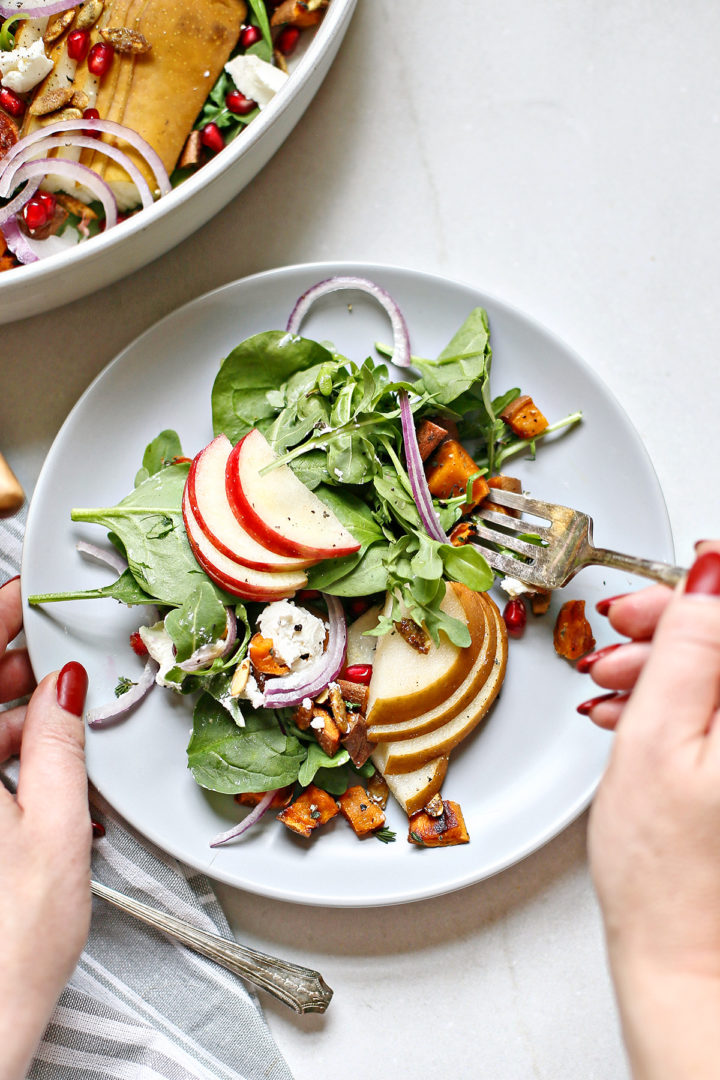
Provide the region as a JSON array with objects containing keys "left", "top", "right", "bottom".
[
  {"left": 16, "top": 663, "right": 90, "bottom": 832},
  {"left": 599, "top": 585, "right": 674, "bottom": 640},
  {"left": 0, "top": 703, "right": 26, "bottom": 762},
  {"left": 0, "top": 576, "right": 23, "bottom": 653},
  {"left": 622, "top": 553, "right": 720, "bottom": 743},
  {"left": 579, "top": 641, "right": 652, "bottom": 691},
  {"left": 579, "top": 692, "right": 630, "bottom": 731},
  {"left": 0, "top": 647, "right": 36, "bottom": 703}
]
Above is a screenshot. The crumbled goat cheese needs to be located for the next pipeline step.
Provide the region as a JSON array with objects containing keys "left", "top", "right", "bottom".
[
  {"left": 309, "top": 716, "right": 325, "bottom": 730},
  {"left": 500, "top": 575, "right": 538, "bottom": 599},
  {"left": 224, "top": 53, "right": 288, "bottom": 109},
  {"left": 257, "top": 599, "right": 326, "bottom": 671},
  {"left": 301, "top": 697, "right": 313, "bottom": 711},
  {"left": 243, "top": 673, "right": 265, "bottom": 710},
  {"left": 138, "top": 622, "right": 181, "bottom": 689},
  {"left": 0, "top": 39, "right": 53, "bottom": 93}
]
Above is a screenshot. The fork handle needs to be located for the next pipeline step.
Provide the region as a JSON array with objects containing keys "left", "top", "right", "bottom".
[
  {"left": 587, "top": 546, "right": 685, "bottom": 588},
  {"left": 91, "top": 880, "right": 333, "bottom": 1014}
]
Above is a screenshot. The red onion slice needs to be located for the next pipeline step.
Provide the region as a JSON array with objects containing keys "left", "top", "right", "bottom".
[
  {"left": 1, "top": 214, "right": 39, "bottom": 263},
  {"left": 0, "top": 0, "right": 76, "bottom": 16},
  {"left": 2, "top": 158, "right": 117, "bottom": 231},
  {"left": 263, "top": 594, "right": 346, "bottom": 708},
  {"left": 76, "top": 539, "right": 128, "bottom": 577},
  {"left": 0, "top": 175, "right": 42, "bottom": 227},
  {"left": 209, "top": 789, "right": 278, "bottom": 847},
  {"left": 286, "top": 275, "right": 412, "bottom": 369},
  {"left": 87, "top": 656, "right": 159, "bottom": 728},
  {"left": 399, "top": 389, "right": 448, "bottom": 543},
  {"left": 178, "top": 608, "right": 238, "bottom": 673}
]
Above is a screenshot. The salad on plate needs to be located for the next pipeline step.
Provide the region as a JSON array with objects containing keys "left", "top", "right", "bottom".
[
  {"left": 0, "top": 0, "right": 329, "bottom": 269},
  {"left": 29, "top": 276, "right": 583, "bottom": 849}
]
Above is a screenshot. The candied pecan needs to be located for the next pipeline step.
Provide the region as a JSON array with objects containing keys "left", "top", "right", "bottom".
[{"left": 100, "top": 27, "right": 152, "bottom": 54}]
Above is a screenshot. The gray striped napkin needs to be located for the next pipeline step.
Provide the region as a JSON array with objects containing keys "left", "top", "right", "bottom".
[{"left": 1, "top": 511, "right": 293, "bottom": 1080}]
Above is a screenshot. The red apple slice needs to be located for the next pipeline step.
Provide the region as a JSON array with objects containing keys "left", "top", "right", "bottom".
[
  {"left": 225, "top": 428, "right": 361, "bottom": 560},
  {"left": 187, "top": 435, "right": 312, "bottom": 572},
  {"left": 182, "top": 489, "right": 307, "bottom": 601}
]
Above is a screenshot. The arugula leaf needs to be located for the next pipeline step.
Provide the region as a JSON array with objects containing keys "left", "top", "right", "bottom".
[
  {"left": 212, "top": 332, "right": 335, "bottom": 444},
  {"left": 164, "top": 582, "right": 228, "bottom": 664},
  {"left": 187, "top": 694, "right": 305, "bottom": 794},
  {"left": 134, "top": 429, "right": 183, "bottom": 487}
]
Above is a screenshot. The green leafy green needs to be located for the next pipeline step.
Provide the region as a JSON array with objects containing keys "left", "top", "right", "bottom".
[
  {"left": 134, "top": 429, "right": 184, "bottom": 487},
  {"left": 298, "top": 744, "right": 350, "bottom": 787},
  {"left": 164, "top": 582, "right": 228, "bottom": 664},
  {"left": 29, "top": 568, "right": 154, "bottom": 607}
]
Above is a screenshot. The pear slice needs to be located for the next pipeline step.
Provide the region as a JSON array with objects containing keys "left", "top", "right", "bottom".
[
  {"left": 366, "top": 582, "right": 484, "bottom": 727},
  {"left": 345, "top": 604, "right": 381, "bottom": 667},
  {"left": 372, "top": 754, "right": 449, "bottom": 817},
  {"left": 373, "top": 596, "right": 508, "bottom": 776},
  {"left": 367, "top": 591, "right": 497, "bottom": 742}
]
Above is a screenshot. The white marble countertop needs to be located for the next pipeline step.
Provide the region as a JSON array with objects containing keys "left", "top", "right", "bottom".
[{"left": 4, "top": 2, "right": 720, "bottom": 1076}]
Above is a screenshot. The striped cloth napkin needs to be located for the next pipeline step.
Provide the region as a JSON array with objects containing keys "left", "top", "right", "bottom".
[{"left": 1, "top": 510, "right": 293, "bottom": 1080}]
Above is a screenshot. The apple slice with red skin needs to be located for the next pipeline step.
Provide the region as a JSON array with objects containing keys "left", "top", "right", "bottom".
[
  {"left": 187, "top": 435, "right": 312, "bottom": 572},
  {"left": 183, "top": 489, "right": 307, "bottom": 601},
  {"left": 225, "top": 428, "right": 361, "bottom": 560}
]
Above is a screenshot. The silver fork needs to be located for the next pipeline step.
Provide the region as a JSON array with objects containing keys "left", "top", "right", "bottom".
[{"left": 474, "top": 489, "right": 685, "bottom": 589}]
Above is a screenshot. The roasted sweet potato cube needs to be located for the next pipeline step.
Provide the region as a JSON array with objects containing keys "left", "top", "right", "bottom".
[
  {"left": 235, "top": 786, "right": 294, "bottom": 809},
  {"left": 341, "top": 713, "right": 374, "bottom": 768},
  {"left": 249, "top": 633, "right": 290, "bottom": 676},
  {"left": 277, "top": 785, "right": 339, "bottom": 838},
  {"left": 408, "top": 800, "right": 470, "bottom": 847},
  {"left": 415, "top": 418, "right": 449, "bottom": 461},
  {"left": 336, "top": 678, "right": 369, "bottom": 712},
  {"left": 271, "top": 0, "right": 327, "bottom": 28},
  {"left": 499, "top": 395, "right": 548, "bottom": 439},
  {"left": 484, "top": 474, "right": 522, "bottom": 518},
  {"left": 529, "top": 588, "right": 553, "bottom": 616},
  {"left": 337, "top": 785, "right": 386, "bottom": 837},
  {"left": 448, "top": 521, "right": 477, "bottom": 547},
  {"left": 554, "top": 599, "right": 596, "bottom": 660},
  {"left": 312, "top": 708, "right": 341, "bottom": 757},
  {"left": 425, "top": 438, "right": 490, "bottom": 512},
  {"left": 291, "top": 699, "right": 313, "bottom": 730}
]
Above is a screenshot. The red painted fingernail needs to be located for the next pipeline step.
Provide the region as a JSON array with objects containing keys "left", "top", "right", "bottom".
[
  {"left": 576, "top": 690, "right": 626, "bottom": 715},
  {"left": 91, "top": 819, "right": 105, "bottom": 839},
  {"left": 576, "top": 642, "right": 622, "bottom": 673},
  {"left": 685, "top": 552, "right": 720, "bottom": 596},
  {"left": 56, "top": 661, "right": 88, "bottom": 716},
  {"left": 3, "top": 575, "right": 20, "bottom": 586},
  {"left": 694, "top": 540, "right": 712, "bottom": 551},
  {"left": 596, "top": 594, "right": 630, "bottom": 616}
]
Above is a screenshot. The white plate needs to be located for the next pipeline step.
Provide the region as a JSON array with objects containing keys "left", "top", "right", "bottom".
[
  {"left": 22, "top": 262, "right": 674, "bottom": 907},
  {"left": 0, "top": 1, "right": 356, "bottom": 326}
]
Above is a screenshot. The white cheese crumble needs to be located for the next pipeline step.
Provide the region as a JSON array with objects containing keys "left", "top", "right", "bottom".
[
  {"left": 243, "top": 673, "right": 265, "bottom": 710},
  {"left": 309, "top": 716, "right": 325, "bottom": 730},
  {"left": 500, "top": 575, "right": 538, "bottom": 599},
  {"left": 0, "top": 39, "right": 53, "bottom": 93},
  {"left": 257, "top": 599, "right": 326, "bottom": 672},
  {"left": 138, "top": 622, "right": 180, "bottom": 689},
  {"left": 224, "top": 54, "right": 288, "bottom": 109}
]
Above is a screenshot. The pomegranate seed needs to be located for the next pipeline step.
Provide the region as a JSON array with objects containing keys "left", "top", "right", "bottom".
[
  {"left": 129, "top": 631, "right": 148, "bottom": 656},
  {"left": 200, "top": 122, "right": 225, "bottom": 153},
  {"left": 225, "top": 89, "right": 256, "bottom": 115},
  {"left": 82, "top": 107, "right": 102, "bottom": 138},
  {"left": 240, "top": 24, "right": 262, "bottom": 49},
  {"left": 22, "top": 198, "right": 49, "bottom": 231},
  {"left": 275, "top": 25, "right": 300, "bottom": 55},
  {"left": 91, "top": 819, "right": 106, "bottom": 839},
  {"left": 0, "top": 86, "right": 25, "bottom": 118},
  {"left": 67, "top": 29, "right": 90, "bottom": 61},
  {"left": 342, "top": 664, "right": 373, "bottom": 685},
  {"left": 87, "top": 42, "right": 114, "bottom": 76},
  {"left": 38, "top": 192, "right": 56, "bottom": 218},
  {"left": 348, "top": 597, "right": 371, "bottom": 617},
  {"left": 503, "top": 598, "right": 527, "bottom": 638},
  {"left": 296, "top": 589, "right": 320, "bottom": 600}
]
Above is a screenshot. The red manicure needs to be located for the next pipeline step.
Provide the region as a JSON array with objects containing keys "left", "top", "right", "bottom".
[
  {"left": 685, "top": 552, "right": 720, "bottom": 596},
  {"left": 577, "top": 690, "right": 628, "bottom": 715},
  {"left": 596, "top": 594, "right": 629, "bottom": 616},
  {"left": 2, "top": 574, "right": 20, "bottom": 587},
  {"left": 576, "top": 643, "right": 622, "bottom": 673},
  {"left": 56, "top": 661, "right": 88, "bottom": 716}
]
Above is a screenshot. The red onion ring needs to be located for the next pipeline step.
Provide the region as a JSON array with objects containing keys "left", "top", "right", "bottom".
[
  {"left": 1, "top": 213, "right": 39, "bottom": 263},
  {"left": 286, "top": 275, "right": 448, "bottom": 543},
  {"left": 76, "top": 539, "right": 128, "bottom": 577},
  {"left": 209, "top": 789, "right": 278, "bottom": 847},
  {"left": 0, "top": 175, "right": 42, "bottom": 227},
  {"left": 262, "top": 594, "right": 346, "bottom": 708},
  {"left": 1, "top": 157, "right": 117, "bottom": 233},
  {"left": 0, "top": 0, "right": 76, "bottom": 17},
  {"left": 87, "top": 656, "right": 159, "bottom": 729},
  {"left": 0, "top": 118, "right": 171, "bottom": 197},
  {"left": 178, "top": 607, "right": 238, "bottom": 673}
]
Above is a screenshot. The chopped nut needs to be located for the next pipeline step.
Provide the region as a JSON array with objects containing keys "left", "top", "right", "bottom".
[
  {"left": 71, "top": 89, "right": 90, "bottom": 110},
  {"left": 423, "top": 793, "right": 444, "bottom": 818},
  {"left": 529, "top": 588, "right": 552, "bottom": 616},
  {"left": 554, "top": 599, "right": 595, "bottom": 661},
  {"left": 100, "top": 27, "right": 152, "bottom": 54},
  {"left": 314, "top": 686, "right": 329, "bottom": 705},
  {"left": 75, "top": 0, "right": 104, "bottom": 30},
  {"left": 55, "top": 192, "right": 99, "bottom": 219},
  {"left": 328, "top": 683, "right": 349, "bottom": 734},
  {"left": 52, "top": 107, "right": 83, "bottom": 122},
  {"left": 365, "top": 771, "right": 389, "bottom": 809},
  {"left": 336, "top": 677, "right": 369, "bottom": 711},
  {"left": 229, "top": 657, "right": 251, "bottom": 697},
  {"left": 178, "top": 129, "right": 203, "bottom": 169},
  {"left": 273, "top": 48, "right": 288, "bottom": 74},
  {"left": 393, "top": 617, "right": 430, "bottom": 654},
  {"left": 341, "top": 712, "right": 374, "bottom": 768},
  {"left": 30, "top": 86, "right": 75, "bottom": 117},
  {"left": 44, "top": 8, "right": 76, "bottom": 43}
]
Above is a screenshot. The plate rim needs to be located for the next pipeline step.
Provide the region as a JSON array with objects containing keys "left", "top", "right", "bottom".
[{"left": 22, "top": 260, "right": 674, "bottom": 907}]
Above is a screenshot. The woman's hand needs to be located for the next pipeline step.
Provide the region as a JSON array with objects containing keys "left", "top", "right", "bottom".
[
  {"left": 585, "top": 549, "right": 720, "bottom": 1080},
  {"left": 0, "top": 577, "right": 92, "bottom": 1080}
]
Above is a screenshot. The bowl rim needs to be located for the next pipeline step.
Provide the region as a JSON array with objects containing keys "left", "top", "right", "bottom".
[{"left": 0, "top": 0, "right": 356, "bottom": 291}]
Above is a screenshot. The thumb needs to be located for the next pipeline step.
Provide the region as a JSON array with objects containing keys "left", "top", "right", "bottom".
[{"left": 16, "top": 662, "right": 90, "bottom": 829}]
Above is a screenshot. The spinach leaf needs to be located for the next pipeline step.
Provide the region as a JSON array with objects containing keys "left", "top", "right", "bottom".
[
  {"left": 187, "top": 694, "right": 305, "bottom": 794},
  {"left": 298, "top": 744, "right": 350, "bottom": 787},
  {"left": 164, "top": 582, "right": 228, "bottom": 663},
  {"left": 212, "top": 332, "right": 335, "bottom": 444},
  {"left": 29, "top": 568, "right": 154, "bottom": 607},
  {"left": 313, "top": 485, "right": 384, "bottom": 549},
  {"left": 440, "top": 543, "right": 494, "bottom": 593},
  {"left": 311, "top": 543, "right": 389, "bottom": 596},
  {"left": 412, "top": 307, "right": 492, "bottom": 407},
  {"left": 134, "top": 429, "right": 184, "bottom": 487}
]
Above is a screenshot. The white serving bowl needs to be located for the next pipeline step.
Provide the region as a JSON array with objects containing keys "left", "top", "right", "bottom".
[{"left": 0, "top": 0, "right": 356, "bottom": 325}]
